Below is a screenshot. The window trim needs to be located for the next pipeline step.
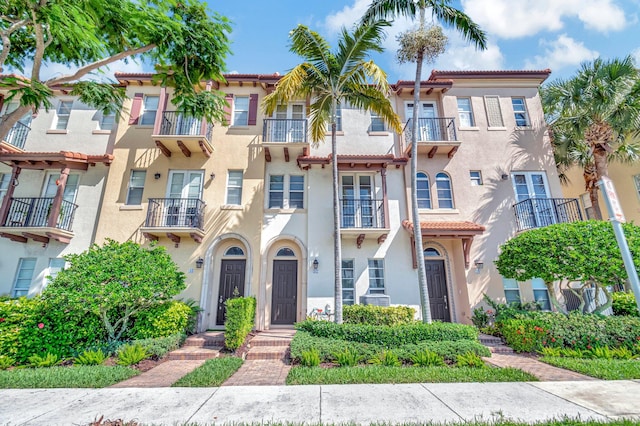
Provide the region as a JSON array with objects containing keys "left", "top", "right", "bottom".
[
  {"left": 139, "top": 95, "right": 159, "bottom": 126},
  {"left": 511, "top": 97, "right": 530, "bottom": 127},
  {"left": 288, "top": 175, "right": 304, "bottom": 209},
  {"left": 367, "top": 258, "right": 385, "bottom": 295},
  {"left": 12, "top": 258, "right": 37, "bottom": 297},
  {"left": 435, "top": 172, "right": 454, "bottom": 209},
  {"left": 225, "top": 170, "right": 244, "bottom": 205},
  {"left": 99, "top": 111, "right": 116, "bottom": 131},
  {"left": 532, "top": 278, "right": 551, "bottom": 311},
  {"left": 416, "top": 172, "right": 432, "bottom": 209},
  {"left": 268, "top": 174, "right": 285, "bottom": 209},
  {"left": 456, "top": 97, "right": 475, "bottom": 127},
  {"left": 502, "top": 278, "right": 521, "bottom": 304},
  {"left": 369, "top": 111, "right": 385, "bottom": 132},
  {"left": 470, "top": 170, "right": 483, "bottom": 186},
  {"left": 233, "top": 95, "right": 250, "bottom": 126},
  {"left": 126, "top": 170, "right": 146, "bottom": 206},
  {"left": 54, "top": 100, "right": 73, "bottom": 130},
  {"left": 267, "top": 174, "right": 305, "bottom": 210}
]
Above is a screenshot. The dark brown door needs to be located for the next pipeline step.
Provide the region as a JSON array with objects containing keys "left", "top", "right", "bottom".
[
  {"left": 425, "top": 259, "right": 451, "bottom": 322},
  {"left": 271, "top": 260, "right": 297, "bottom": 324},
  {"left": 216, "top": 259, "right": 246, "bottom": 325}
]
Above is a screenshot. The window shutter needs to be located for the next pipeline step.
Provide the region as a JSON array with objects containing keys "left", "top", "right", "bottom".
[
  {"left": 248, "top": 94, "right": 258, "bottom": 125},
  {"left": 484, "top": 96, "right": 504, "bottom": 127},
  {"left": 223, "top": 94, "right": 234, "bottom": 125},
  {"left": 129, "top": 93, "right": 144, "bottom": 125}
]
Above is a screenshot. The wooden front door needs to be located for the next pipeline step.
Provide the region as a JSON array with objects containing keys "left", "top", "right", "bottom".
[
  {"left": 271, "top": 260, "right": 297, "bottom": 324},
  {"left": 425, "top": 259, "right": 450, "bottom": 322},
  {"left": 216, "top": 259, "right": 246, "bottom": 326}
]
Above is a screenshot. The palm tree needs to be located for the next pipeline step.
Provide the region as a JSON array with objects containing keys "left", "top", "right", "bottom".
[
  {"left": 362, "top": 0, "right": 486, "bottom": 323},
  {"left": 542, "top": 56, "right": 640, "bottom": 220},
  {"left": 262, "top": 21, "right": 402, "bottom": 323}
]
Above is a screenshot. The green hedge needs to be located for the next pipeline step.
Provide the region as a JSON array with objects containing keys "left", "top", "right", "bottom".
[
  {"left": 289, "top": 331, "right": 489, "bottom": 363},
  {"left": 224, "top": 297, "right": 256, "bottom": 350},
  {"left": 343, "top": 305, "right": 415, "bottom": 326},
  {"left": 128, "top": 301, "right": 195, "bottom": 339},
  {"left": 612, "top": 292, "right": 639, "bottom": 317},
  {"left": 295, "top": 320, "right": 478, "bottom": 347},
  {"left": 499, "top": 312, "right": 640, "bottom": 352},
  {"left": 130, "top": 333, "right": 186, "bottom": 358}
]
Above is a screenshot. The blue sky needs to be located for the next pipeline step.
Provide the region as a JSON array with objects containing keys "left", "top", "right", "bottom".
[{"left": 207, "top": 0, "right": 640, "bottom": 84}]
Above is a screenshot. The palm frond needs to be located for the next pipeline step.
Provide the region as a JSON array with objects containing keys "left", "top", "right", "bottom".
[
  {"left": 262, "top": 64, "right": 312, "bottom": 115},
  {"left": 360, "top": 0, "right": 416, "bottom": 24},
  {"left": 308, "top": 94, "right": 332, "bottom": 143},
  {"left": 428, "top": 2, "right": 487, "bottom": 49},
  {"left": 289, "top": 25, "right": 333, "bottom": 78}
]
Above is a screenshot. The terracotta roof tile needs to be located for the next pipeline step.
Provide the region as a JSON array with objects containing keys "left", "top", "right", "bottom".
[{"left": 402, "top": 219, "right": 485, "bottom": 233}]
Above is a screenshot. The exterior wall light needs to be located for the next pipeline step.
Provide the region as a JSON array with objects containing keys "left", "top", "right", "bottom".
[
  {"left": 474, "top": 259, "right": 484, "bottom": 274},
  {"left": 154, "top": 172, "right": 161, "bottom": 180},
  {"left": 501, "top": 173, "right": 509, "bottom": 180},
  {"left": 312, "top": 258, "right": 319, "bottom": 272},
  {"left": 210, "top": 172, "right": 216, "bottom": 180},
  {"left": 195, "top": 257, "right": 204, "bottom": 268}
]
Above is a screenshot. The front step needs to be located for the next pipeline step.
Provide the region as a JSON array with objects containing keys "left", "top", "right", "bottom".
[
  {"left": 168, "top": 346, "right": 222, "bottom": 361},
  {"left": 478, "top": 333, "right": 503, "bottom": 345},
  {"left": 184, "top": 332, "right": 225, "bottom": 347},
  {"left": 487, "top": 345, "right": 514, "bottom": 354},
  {"left": 245, "top": 346, "right": 289, "bottom": 361}
]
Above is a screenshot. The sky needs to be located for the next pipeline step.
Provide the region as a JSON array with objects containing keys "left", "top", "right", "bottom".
[{"left": 36, "top": 0, "right": 640, "bottom": 85}]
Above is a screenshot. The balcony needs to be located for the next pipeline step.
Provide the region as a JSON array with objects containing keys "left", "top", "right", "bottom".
[
  {"left": 152, "top": 112, "right": 214, "bottom": 158},
  {"left": 513, "top": 198, "right": 583, "bottom": 232},
  {"left": 403, "top": 117, "right": 460, "bottom": 158},
  {"left": 340, "top": 198, "right": 388, "bottom": 248},
  {"left": 262, "top": 119, "right": 309, "bottom": 162},
  {"left": 0, "top": 197, "right": 77, "bottom": 244},
  {"left": 1, "top": 121, "right": 30, "bottom": 151},
  {"left": 141, "top": 198, "right": 206, "bottom": 246}
]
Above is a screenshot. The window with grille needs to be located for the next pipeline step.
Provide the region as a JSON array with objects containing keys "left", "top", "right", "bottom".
[
  {"left": 368, "top": 259, "right": 385, "bottom": 294},
  {"left": 226, "top": 170, "right": 243, "bottom": 205},
  {"left": 55, "top": 101, "right": 73, "bottom": 130},
  {"left": 126, "top": 170, "right": 146, "bottom": 205},
  {"left": 436, "top": 172, "right": 454, "bottom": 208},
  {"left": 417, "top": 172, "right": 431, "bottom": 208},
  {"left": 12, "top": 258, "right": 36, "bottom": 297},
  {"left": 342, "top": 259, "right": 355, "bottom": 305},
  {"left": 457, "top": 97, "right": 474, "bottom": 127},
  {"left": 511, "top": 97, "right": 530, "bottom": 126}
]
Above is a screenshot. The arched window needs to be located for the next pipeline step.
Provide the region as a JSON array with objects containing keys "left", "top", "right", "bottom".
[
  {"left": 436, "top": 172, "right": 454, "bottom": 208},
  {"left": 224, "top": 246, "right": 244, "bottom": 256},
  {"left": 416, "top": 172, "right": 431, "bottom": 209},
  {"left": 276, "top": 247, "right": 295, "bottom": 257},
  {"left": 424, "top": 247, "right": 441, "bottom": 257}
]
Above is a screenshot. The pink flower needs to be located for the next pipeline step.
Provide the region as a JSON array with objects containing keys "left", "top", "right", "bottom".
[
  {"left": 37, "top": 323, "right": 44, "bottom": 329},
  {"left": 0, "top": 318, "right": 5, "bottom": 322}
]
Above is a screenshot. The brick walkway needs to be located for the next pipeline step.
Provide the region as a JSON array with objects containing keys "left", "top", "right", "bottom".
[{"left": 110, "top": 360, "right": 206, "bottom": 388}]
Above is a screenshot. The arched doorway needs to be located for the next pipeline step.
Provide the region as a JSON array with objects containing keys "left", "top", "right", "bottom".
[
  {"left": 424, "top": 246, "right": 451, "bottom": 322},
  {"left": 216, "top": 245, "right": 247, "bottom": 326},
  {"left": 271, "top": 247, "right": 298, "bottom": 325}
]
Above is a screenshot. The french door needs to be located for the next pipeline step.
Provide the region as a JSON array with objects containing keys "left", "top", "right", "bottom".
[
  {"left": 272, "top": 104, "right": 305, "bottom": 142},
  {"left": 166, "top": 170, "right": 203, "bottom": 227},
  {"left": 405, "top": 101, "right": 438, "bottom": 141},
  {"left": 38, "top": 174, "right": 79, "bottom": 227},
  {"left": 341, "top": 175, "right": 375, "bottom": 228},
  {"left": 512, "top": 172, "right": 553, "bottom": 228}
]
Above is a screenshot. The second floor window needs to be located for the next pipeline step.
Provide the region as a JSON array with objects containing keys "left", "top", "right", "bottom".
[
  {"left": 511, "top": 97, "right": 530, "bottom": 126},
  {"left": 289, "top": 175, "right": 304, "bottom": 208},
  {"left": 0, "top": 173, "right": 9, "bottom": 205},
  {"left": 140, "top": 96, "right": 158, "bottom": 126},
  {"left": 470, "top": 171, "right": 483, "bottom": 186},
  {"left": 226, "top": 170, "right": 243, "bottom": 205},
  {"left": 126, "top": 170, "right": 146, "bottom": 205},
  {"left": 100, "top": 111, "right": 116, "bottom": 130},
  {"left": 55, "top": 101, "right": 73, "bottom": 130},
  {"left": 268, "top": 175, "right": 304, "bottom": 209},
  {"left": 436, "top": 172, "right": 454, "bottom": 209},
  {"left": 456, "top": 98, "right": 474, "bottom": 127},
  {"left": 269, "top": 175, "right": 284, "bottom": 208},
  {"left": 370, "top": 112, "right": 385, "bottom": 131},
  {"left": 417, "top": 172, "right": 431, "bottom": 209},
  {"left": 233, "top": 96, "right": 249, "bottom": 126}
]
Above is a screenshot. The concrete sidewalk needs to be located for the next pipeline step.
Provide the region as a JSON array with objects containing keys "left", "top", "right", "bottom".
[{"left": 2, "top": 380, "right": 640, "bottom": 425}]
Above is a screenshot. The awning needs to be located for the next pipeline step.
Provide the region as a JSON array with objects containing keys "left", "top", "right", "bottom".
[{"left": 0, "top": 150, "right": 113, "bottom": 170}]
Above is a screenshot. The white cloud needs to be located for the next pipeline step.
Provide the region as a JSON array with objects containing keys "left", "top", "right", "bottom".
[
  {"left": 632, "top": 48, "right": 640, "bottom": 66},
  {"left": 432, "top": 30, "right": 504, "bottom": 71},
  {"left": 324, "top": 0, "right": 370, "bottom": 33},
  {"left": 461, "top": 0, "right": 627, "bottom": 39},
  {"left": 524, "top": 34, "right": 599, "bottom": 72}
]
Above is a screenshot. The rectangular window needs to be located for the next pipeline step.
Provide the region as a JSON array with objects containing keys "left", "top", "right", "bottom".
[
  {"left": 269, "top": 175, "right": 284, "bottom": 208},
  {"left": 634, "top": 175, "right": 640, "bottom": 201},
  {"left": 342, "top": 259, "right": 355, "bottom": 305},
  {"left": 233, "top": 96, "right": 249, "bottom": 126},
  {"left": 368, "top": 259, "right": 385, "bottom": 294},
  {"left": 289, "top": 175, "right": 304, "bottom": 208},
  {"left": 484, "top": 96, "right": 504, "bottom": 127},
  {"left": 100, "top": 111, "right": 116, "bottom": 130},
  {"left": 335, "top": 103, "right": 342, "bottom": 131},
  {"left": 13, "top": 258, "right": 36, "bottom": 297},
  {"left": 532, "top": 278, "right": 551, "bottom": 310},
  {"left": 46, "top": 258, "right": 65, "bottom": 287},
  {"left": 457, "top": 97, "right": 474, "bottom": 127},
  {"left": 470, "top": 171, "right": 483, "bottom": 186},
  {"left": 55, "top": 100, "right": 73, "bottom": 130},
  {"left": 126, "top": 170, "right": 146, "bottom": 205},
  {"left": 370, "top": 112, "right": 385, "bottom": 132},
  {"left": 511, "top": 97, "right": 530, "bottom": 126},
  {"left": 502, "top": 278, "right": 521, "bottom": 304},
  {"left": 226, "top": 170, "right": 243, "bottom": 205},
  {"left": 0, "top": 173, "right": 10, "bottom": 205},
  {"left": 140, "top": 96, "right": 159, "bottom": 126}
]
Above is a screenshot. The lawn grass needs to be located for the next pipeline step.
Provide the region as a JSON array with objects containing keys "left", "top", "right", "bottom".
[
  {"left": 172, "top": 356, "right": 243, "bottom": 387},
  {"left": 540, "top": 357, "right": 640, "bottom": 380},
  {"left": 286, "top": 365, "right": 537, "bottom": 385},
  {"left": 0, "top": 365, "right": 138, "bottom": 388}
]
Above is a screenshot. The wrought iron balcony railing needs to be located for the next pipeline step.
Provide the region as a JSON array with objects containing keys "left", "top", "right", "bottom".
[
  {"left": 263, "top": 119, "right": 308, "bottom": 143},
  {"left": 513, "top": 198, "right": 583, "bottom": 232},
  {"left": 145, "top": 198, "right": 205, "bottom": 229},
  {"left": 159, "top": 111, "right": 212, "bottom": 140},
  {"left": 340, "top": 198, "right": 385, "bottom": 229},
  {"left": 2, "top": 197, "right": 77, "bottom": 231},
  {"left": 403, "top": 117, "right": 457, "bottom": 145},
  {"left": 3, "top": 121, "right": 30, "bottom": 149}
]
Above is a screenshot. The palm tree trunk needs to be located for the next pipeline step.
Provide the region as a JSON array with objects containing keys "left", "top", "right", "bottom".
[
  {"left": 331, "top": 117, "right": 343, "bottom": 323},
  {"left": 412, "top": 3, "right": 432, "bottom": 324}
]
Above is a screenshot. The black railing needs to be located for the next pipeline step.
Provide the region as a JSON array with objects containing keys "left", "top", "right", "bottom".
[
  {"left": 159, "top": 111, "right": 213, "bottom": 140},
  {"left": 145, "top": 198, "right": 205, "bottom": 229},
  {"left": 263, "top": 119, "right": 308, "bottom": 143},
  {"left": 513, "top": 198, "right": 583, "bottom": 231},
  {"left": 2, "top": 197, "right": 77, "bottom": 231},
  {"left": 403, "top": 117, "right": 457, "bottom": 145},
  {"left": 3, "top": 121, "right": 30, "bottom": 149},
  {"left": 340, "top": 198, "right": 385, "bottom": 229}
]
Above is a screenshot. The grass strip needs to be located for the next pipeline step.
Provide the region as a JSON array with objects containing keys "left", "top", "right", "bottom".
[
  {"left": 0, "top": 366, "right": 138, "bottom": 388},
  {"left": 540, "top": 357, "right": 640, "bottom": 380},
  {"left": 172, "top": 356, "right": 243, "bottom": 387},
  {"left": 286, "top": 365, "right": 537, "bottom": 385}
]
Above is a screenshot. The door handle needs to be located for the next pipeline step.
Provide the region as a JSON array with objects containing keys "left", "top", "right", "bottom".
[
  {"left": 443, "top": 295, "right": 448, "bottom": 309},
  {"left": 219, "top": 296, "right": 223, "bottom": 304}
]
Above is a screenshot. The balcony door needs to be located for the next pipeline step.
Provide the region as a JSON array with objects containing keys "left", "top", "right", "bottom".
[
  {"left": 176, "top": 114, "right": 200, "bottom": 135},
  {"left": 341, "top": 175, "right": 375, "bottom": 228},
  {"left": 2, "top": 101, "right": 32, "bottom": 149},
  {"left": 272, "top": 104, "right": 305, "bottom": 142},
  {"left": 405, "top": 101, "right": 438, "bottom": 141},
  {"left": 36, "top": 174, "right": 79, "bottom": 227},
  {"left": 166, "top": 170, "right": 203, "bottom": 227},
  {"left": 512, "top": 172, "right": 553, "bottom": 228}
]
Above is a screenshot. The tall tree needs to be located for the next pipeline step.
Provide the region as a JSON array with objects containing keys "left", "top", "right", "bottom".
[
  {"left": 542, "top": 56, "right": 640, "bottom": 220},
  {"left": 262, "top": 21, "right": 402, "bottom": 323},
  {"left": 362, "top": 0, "right": 486, "bottom": 323},
  {"left": 0, "top": 0, "right": 231, "bottom": 141}
]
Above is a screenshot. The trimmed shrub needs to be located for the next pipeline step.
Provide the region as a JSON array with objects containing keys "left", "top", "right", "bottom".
[
  {"left": 612, "top": 292, "right": 639, "bottom": 317},
  {"left": 343, "top": 305, "right": 415, "bottom": 326},
  {"left": 224, "top": 297, "right": 256, "bottom": 350},
  {"left": 129, "top": 301, "right": 194, "bottom": 339},
  {"left": 131, "top": 333, "right": 186, "bottom": 358},
  {"left": 295, "top": 320, "right": 477, "bottom": 346}
]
